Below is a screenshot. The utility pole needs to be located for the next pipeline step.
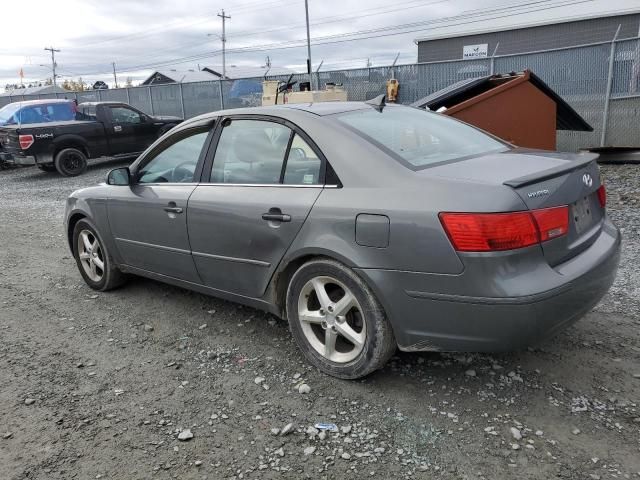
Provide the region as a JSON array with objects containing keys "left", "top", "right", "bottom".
[
  {"left": 44, "top": 47, "right": 60, "bottom": 87},
  {"left": 112, "top": 62, "right": 118, "bottom": 88},
  {"left": 304, "top": 0, "right": 313, "bottom": 89},
  {"left": 217, "top": 9, "right": 231, "bottom": 79}
]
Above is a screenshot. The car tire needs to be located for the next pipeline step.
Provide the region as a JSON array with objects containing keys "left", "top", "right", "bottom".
[
  {"left": 286, "top": 258, "right": 396, "bottom": 379},
  {"left": 37, "top": 164, "right": 57, "bottom": 172},
  {"left": 55, "top": 148, "right": 88, "bottom": 177},
  {"left": 72, "top": 218, "right": 126, "bottom": 291}
]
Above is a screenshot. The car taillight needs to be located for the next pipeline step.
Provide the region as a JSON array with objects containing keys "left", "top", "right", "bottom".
[
  {"left": 18, "top": 134, "right": 34, "bottom": 150},
  {"left": 439, "top": 211, "right": 539, "bottom": 252},
  {"left": 531, "top": 206, "right": 569, "bottom": 242},
  {"left": 597, "top": 184, "right": 606, "bottom": 209},
  {"left": 439, "top": 206, "right": 569, "bottom": 252}
]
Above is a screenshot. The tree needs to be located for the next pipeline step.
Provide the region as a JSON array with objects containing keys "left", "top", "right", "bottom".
[{"left": 61, "top": 78, "right": 89, "bottom": 92}]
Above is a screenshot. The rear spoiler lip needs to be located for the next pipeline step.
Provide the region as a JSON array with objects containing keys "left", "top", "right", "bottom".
[{"left": 503, "top": 152, "right": 599, "bottom": 188}]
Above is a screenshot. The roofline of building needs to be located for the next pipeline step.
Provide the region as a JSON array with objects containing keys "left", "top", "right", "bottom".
[{"left": 414, "top": 8, "right": 640, "bottom": 43}]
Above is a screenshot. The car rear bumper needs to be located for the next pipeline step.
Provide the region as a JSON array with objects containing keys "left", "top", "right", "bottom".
[
  {"left": 0, "top": 151, "right": 36, "bottom": 166},
  {"left": 356, "top": 218, "right": 621, "bottom": 352}
]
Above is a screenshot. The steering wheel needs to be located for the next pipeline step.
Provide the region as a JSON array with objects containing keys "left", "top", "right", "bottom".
[{"left": 171, "top": 160, "right": 197, "bottom": 183}]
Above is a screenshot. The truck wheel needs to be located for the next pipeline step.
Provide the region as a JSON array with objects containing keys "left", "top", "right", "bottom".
[
  {"left": 55, "top": 148, "right": 88, "bottom": 177},
  {"left": 37, "top": 164, "right": 57, "bottom": 172}
]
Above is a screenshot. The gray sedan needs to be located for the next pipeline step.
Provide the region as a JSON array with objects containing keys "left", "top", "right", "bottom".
[{"left": 64, "top": 102, "right": 621, "bottom": 379}]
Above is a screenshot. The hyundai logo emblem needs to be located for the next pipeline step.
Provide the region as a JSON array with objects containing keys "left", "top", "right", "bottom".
[{"left": 582, "top": 173, "right": 593, "bottom": 188}]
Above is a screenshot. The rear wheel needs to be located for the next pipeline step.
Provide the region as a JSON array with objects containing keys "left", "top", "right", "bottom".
[
  {"left": 37, "top": 164, "right": 57, "bottom": 172},
  {"left": 72, "top": 219, "right": 126, "bottom": 291},
  {"left": 55, "top": 148, "right": 87, "bottom": 176},
  {"left": 286, "top": 259, "right": 396, "bottom": 379}
]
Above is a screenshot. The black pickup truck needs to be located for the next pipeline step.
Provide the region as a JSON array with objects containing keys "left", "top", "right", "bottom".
[{"left": 0, "top": 101, "right": 182, "bottom": 176}]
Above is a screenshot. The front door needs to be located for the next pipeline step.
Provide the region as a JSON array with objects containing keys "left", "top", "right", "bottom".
[
  {"left": 107, "top": 105, "right": 157, "bottom": 155},
  {"left": 107, "top": 127, "right": 212, "bottom": 282},
  {"left": 187, "top": 118, "right": 325, "bottom": 298}
]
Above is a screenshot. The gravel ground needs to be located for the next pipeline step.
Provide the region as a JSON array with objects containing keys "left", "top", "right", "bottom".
[{"left": 0, "top": 160, "right": 639, "bottom": 480}]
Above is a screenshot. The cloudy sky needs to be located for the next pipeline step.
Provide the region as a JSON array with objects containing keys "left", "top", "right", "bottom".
[{"left": 1, "top": 0, "right": 637, "bottom": 88}]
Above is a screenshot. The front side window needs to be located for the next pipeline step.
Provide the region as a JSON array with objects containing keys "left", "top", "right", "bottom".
[
  {"left": 336, "top": 106, "right": 508, "bottom": 169},
  {"left": 211, "top": 120, "right": 292, "bottom": 184},
  {"left": 138, "top": 130, "right": 209, "bottom": 184},
  {"left": 110, "top": 106, "right": 141, "bottom": 125}
]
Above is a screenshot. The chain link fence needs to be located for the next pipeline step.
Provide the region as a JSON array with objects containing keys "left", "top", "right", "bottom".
[{"left": 2, "top": 37, "right": 639, "bottom": 151}]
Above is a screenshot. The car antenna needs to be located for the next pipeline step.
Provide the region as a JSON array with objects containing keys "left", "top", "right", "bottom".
[{"left": 365, "top": 94, "right": 386, "bottom": 112}]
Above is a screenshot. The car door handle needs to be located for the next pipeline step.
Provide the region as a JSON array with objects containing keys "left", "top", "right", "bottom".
[
  {"left": 114, "top": 125, "right": 122, "bottom": 132},
  {"left": 262, "top": 212, "right": 291, "bottom": 222},
  {"left": 164, "top": 206, "right": 183, "bottom": 214}
]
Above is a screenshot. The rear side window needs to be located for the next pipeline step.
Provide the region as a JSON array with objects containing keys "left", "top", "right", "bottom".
[
  {"left": 336, "top": 106, "right": 507, "bottom": 169},
  {"left": 283, "top": 134, "right": 321, "bottom": 185},
  {"left": 211, "top": 120, "right": 292, "bottom": 184}
]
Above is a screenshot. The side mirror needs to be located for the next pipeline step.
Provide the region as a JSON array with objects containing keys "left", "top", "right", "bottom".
[{"left": 107, "top": 167, "right": 131, "bottom": 186}]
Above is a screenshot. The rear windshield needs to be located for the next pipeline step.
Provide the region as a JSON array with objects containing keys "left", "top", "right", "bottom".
[
  {"left": 336, "top": 106, "right": 508, "bottom": 169},
  {"left": 0, "top": 103, "right": 22, "bottom": 125},
  {"left": 0, "top": 102, "right": 76, "bottom": 125}
]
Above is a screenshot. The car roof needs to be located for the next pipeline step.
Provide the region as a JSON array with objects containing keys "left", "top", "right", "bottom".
[
  {"left": 181, "top": 101, "right": 378, "bottom": 128},
  {"left": 4, "top": 98, "right": 73, "bottom": 107},
  {"left": 78, "top": 101, "right": 128, "bottom": 107}
]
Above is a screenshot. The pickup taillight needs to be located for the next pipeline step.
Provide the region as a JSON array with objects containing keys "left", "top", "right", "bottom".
[{"left": 19, "top": 134, "right": 34, "bottom": 150}]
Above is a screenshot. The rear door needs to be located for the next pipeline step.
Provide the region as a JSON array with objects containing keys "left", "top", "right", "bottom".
[
  {"left": 107, "top": 124, "right": 213, "bottom": 281},
  {"left": 187, "top": 116, "right": 325, "bottom": 298},
  {"left": 106, "top": 105, "right": 156, "bottom": 155}
]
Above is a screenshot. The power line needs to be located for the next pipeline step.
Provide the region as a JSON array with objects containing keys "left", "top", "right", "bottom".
[
  {"left": 62, "top": 0, "right": 596, "bottom": 77},
  {"left": 62, "top": 0, "right": 296, "bottom": 51},
  {"left": 191, "top": 0, "right": 597, "bottom": 57},
  {"left": 227, "top": 0, "right": 449, "bottom": 40}
]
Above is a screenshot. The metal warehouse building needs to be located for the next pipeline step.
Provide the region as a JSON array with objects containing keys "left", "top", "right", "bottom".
[{"left": 416, "top": 10, "right": 640, "bottom": 62}]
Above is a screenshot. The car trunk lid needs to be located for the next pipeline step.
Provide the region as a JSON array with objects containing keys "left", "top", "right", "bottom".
[{"left": 426, "top": 148, "right": 605, "bottom": 265}]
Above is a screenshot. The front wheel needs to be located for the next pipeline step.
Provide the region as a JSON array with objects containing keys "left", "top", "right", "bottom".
[
  {"left": 55, "top": 148, "right": 87, "bottom": 177},
  {"left": 72, "top": 219, "right": 126, "bottom": 291},
  {"left": 286, "top": 259, "right": 396, "bottom": 379}
]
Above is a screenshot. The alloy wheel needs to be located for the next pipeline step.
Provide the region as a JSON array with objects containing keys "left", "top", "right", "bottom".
[
  {"left": 297, "top": 275, "right": 366, "bottom": 363},
  {"left": 78, "top": 229, "right": 104, "bottom": 282},
  {"left": 63, "top": 152, "right": 83, "bottom": 172}
]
